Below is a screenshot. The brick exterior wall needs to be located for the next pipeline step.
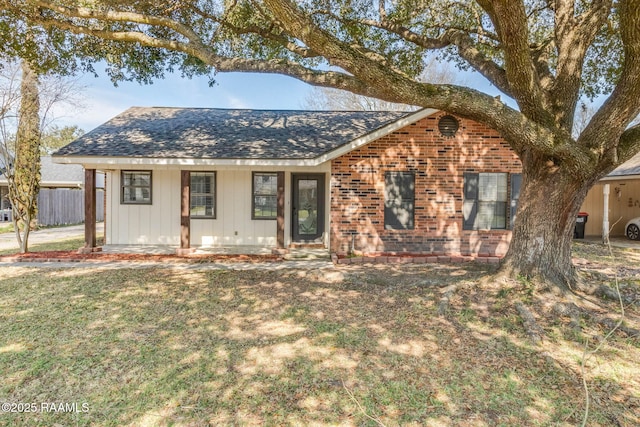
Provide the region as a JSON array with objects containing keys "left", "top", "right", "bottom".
[{"left": 330, "top": 112, "right": 522, "bottom": 256}]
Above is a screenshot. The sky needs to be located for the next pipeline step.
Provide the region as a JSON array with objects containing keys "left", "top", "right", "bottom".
[
  {"left": 54, "top": 71, "right": 316, "bottom": 131},
  {"left": 53, "top": 64, "right": 507, "bottom": 132}
]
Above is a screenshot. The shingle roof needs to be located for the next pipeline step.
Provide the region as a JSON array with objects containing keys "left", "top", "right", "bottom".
[
  {"left": 40, "top": 156, "right": 84, "bottom": 184},
  {"left": 607, "top": 151, "right": 640, "bottom": 177},
  {"left": 0, "top": 156, "right": 84, "bottom": 186},
  {"left": 54, "top": 107, "right": 413, "bottom": 160}
]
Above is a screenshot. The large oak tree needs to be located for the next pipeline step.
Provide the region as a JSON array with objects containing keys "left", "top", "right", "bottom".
[{"left": 3, "top": 0, "right": 640, "bottom": 287}]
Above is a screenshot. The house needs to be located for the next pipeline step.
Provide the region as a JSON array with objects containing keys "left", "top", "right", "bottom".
[
  {"left": 53, "top": 107, "right": 522, "bottom": 256},
  {"left": 0, "top": 156, "right": 105, "bottom": 225},
  {"left": 580, "top": 151, "right": 640, "bottom": 238}
]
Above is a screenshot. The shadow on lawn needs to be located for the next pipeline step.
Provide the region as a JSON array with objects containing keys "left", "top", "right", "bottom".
[{"left": 0, "top": 265, "right": 637, "bottom": 426}]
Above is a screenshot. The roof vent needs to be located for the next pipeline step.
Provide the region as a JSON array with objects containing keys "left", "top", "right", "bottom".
[{"left": 438, "top": 115, "right": 459, "bottom": 137}]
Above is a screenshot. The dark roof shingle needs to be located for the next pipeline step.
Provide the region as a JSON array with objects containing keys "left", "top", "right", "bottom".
[{"left": 55, "top": 107, "right": 412, "bottom": 159}]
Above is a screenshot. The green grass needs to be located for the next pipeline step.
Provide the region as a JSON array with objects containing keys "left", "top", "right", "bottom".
[
  {"left": 0, "top": 236, "right": 104, "bottom": 255},
  {"left": 0, "top": 223, "right": 13, "bottom": 234},
  {"left": 0, "top": 262, "right": 638, "bottom": 426}
]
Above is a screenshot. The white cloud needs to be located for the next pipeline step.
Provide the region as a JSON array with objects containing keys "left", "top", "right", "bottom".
[{"left": 224, "top": 95, "right": 250, "bottom": 109}]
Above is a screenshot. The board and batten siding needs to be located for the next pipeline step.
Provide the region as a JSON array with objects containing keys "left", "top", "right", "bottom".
[
  {"left": 107, "top": 169, "right": 181, "bottom": 245},
  {"left": 105, "top": 165, "right": 331, "bottom": 247},
  {"left": 191, "top": 169, "right": 277, "bottom": 247}
]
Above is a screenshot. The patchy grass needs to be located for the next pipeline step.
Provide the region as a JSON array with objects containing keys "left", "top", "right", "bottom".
[
  {"left": 0, "top": 223, "right": 13, "bottom": 234},
  {"left": 0, "top": 237, "right": 104, "bottom": 255},
  {"left": 0, "top": 249, "right": 638, "bottom": 426}
]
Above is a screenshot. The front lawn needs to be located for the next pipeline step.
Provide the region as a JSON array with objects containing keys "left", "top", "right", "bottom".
[
  {"left": 0, "top": 237, "right": 104, "bottom": 256},
  {"left": 0, "top": 246, "right": 638, "bottom": 426}
]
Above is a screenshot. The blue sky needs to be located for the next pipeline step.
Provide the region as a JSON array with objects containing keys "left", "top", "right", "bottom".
[
  {"left": 55, "top": 66, "right": 507, "bottom": 132},
  {"left": 57, "top": 72, "right": 316, "bottom": 131}
]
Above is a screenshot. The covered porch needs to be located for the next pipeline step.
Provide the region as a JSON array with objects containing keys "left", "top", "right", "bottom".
[{"left": 78, "top": 166, "right": 331, "bottom": 255}]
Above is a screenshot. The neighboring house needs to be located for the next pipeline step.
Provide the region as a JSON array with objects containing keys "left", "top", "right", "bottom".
[
  {"left": 0, "top": 156, "right": 104, "bottom": 225},
  {"left": 580, "top": 151, "right": 640, "bottom": 237},
  {"left": 53, "top": 107, "right": 522, "bottom": 256}
]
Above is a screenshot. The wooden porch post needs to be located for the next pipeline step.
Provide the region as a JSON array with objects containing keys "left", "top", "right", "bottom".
[
  {"left": 277, "top": 171, "right": 285, "bottom": 249},
  {"left": 79, "top": 168, "right": 99, "bottom": 253},
  {"left": 178, "top": 170, "right": 195, "bottom": 254}
]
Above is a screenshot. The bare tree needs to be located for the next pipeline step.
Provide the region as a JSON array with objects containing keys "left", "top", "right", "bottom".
[{"left": 0, "top": 60, "right": 83, "bottom": 252}]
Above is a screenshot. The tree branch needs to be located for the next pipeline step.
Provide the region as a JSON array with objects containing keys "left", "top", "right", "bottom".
[
  {"left": 189, "top": 3, "right": 321, "bottom": 59},
  {"left": 311, "top": 9, "right": 512, "bottom": 97},
  {"left": 617, "top": 123, "right": 640, "bottom": 165},
  {"left": 476, "top": 0, "right": 551, "bottom": 124},
  {"left": 16, "top": 1, "right": 378, "bottom": 97},
  {"left": 551, "top": 0, "right": 613, "bottom": 132},
  {"left": 579, "top": 0, "right": 640, "bottom": 151},
  {"left": 31, "top": 0, "right": 202, "bottom": 43},
  {"left": 260, "top": 0, "right": 593, "bottom": 171}
]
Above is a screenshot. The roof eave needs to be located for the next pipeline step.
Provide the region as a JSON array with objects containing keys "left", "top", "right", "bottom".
[
  {"left": 601, "top": 173, "right": 640, "bottom": 181},
  {"left": 51, "top": 156, "right": 323, "bottom": 167}
]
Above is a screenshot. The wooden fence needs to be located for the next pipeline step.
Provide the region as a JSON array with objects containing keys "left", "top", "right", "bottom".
[{"left": 37, "top": 188, "right": 104, "bottom": 226}]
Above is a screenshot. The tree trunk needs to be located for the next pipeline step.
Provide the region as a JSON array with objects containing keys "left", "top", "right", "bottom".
[
  {"left": 8, "top": 60, "right": 41, "bottom": 254},
  {"left": 500, "top": 152, "right": 599, "bottom": 289}
]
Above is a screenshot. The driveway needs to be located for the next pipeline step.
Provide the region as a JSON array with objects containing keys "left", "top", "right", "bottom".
[
  {"left": 583, "top": 236, "right": 640, "bottom": 250},
  {"left": 0, "top": 222, "right": 104, "bottom": 251}
]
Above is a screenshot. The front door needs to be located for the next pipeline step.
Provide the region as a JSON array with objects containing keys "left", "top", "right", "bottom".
[{"left": 292, "top": 174, "right": 325, "bottom": 242}]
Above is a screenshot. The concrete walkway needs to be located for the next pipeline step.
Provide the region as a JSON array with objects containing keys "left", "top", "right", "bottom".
[
  {"left": 0, "top": 223, "right": 104, "bottom": 251},
  {"left": 0, "top": 259, "right": 336, "bottom": 271}
]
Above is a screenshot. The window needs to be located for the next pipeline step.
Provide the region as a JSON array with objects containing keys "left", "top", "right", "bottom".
[
  {"left": 190, "top": 172, "right": 216, "bottom": 218},
  {"left": 121, "top": 171, "right": 152, "bottom": 204},
  {"left": 253, "top": 172, "right": 278, "bottom": 219},
  {"left": 384, "top": 171, "right": 415, "bottom": 230},
  {"left": 463, "top": 172, "right": 508, "bottom": 230}
]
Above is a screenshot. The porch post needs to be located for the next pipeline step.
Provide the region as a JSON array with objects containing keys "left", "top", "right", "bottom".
[
  {"left": 178, "top": 170, "right": 195, "bottom": 254},
  {"left": 277, "top": 171, "right": 285, "bottom": 249},
  {"left": 79, "top": 168, "right": 98, "bottom": 253},
  {"left": 602, "top": 184, "right": 610, "bottom": 243}
]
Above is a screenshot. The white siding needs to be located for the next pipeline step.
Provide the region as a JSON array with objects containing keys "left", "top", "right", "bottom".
[
  {"left": 107, "top": 169, "right": 181, "bottom": 245},
  {"left": 191, "top": 170, "right": 277, "bottom": 247},
  {"left": 105, "top": 164, "right": 331, "bottom": 247}
]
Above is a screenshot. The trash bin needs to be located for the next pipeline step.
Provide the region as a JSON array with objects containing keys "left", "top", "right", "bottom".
[{"left": 574, "top": 212, "right": 588, "bottom": 239}]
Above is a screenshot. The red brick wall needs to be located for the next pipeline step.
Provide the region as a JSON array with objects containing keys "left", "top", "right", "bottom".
[{"left": 330, "top": 112, "right": 522, "bottom": 256}]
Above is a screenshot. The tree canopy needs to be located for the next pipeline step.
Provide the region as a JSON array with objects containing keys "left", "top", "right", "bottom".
[
  {"left": 40, "top": 125, "right": 84, "bottom": 154},
  {"left": 2, "top": 0, "right": 640, "bottom": 285},
  {"left": 2, "top": 1, "right": 638, "bottom": 175}
]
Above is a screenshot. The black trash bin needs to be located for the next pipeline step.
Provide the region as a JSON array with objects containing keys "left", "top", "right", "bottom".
[{"left": 574, "top": 212, "right": 589, "bottom": 238}]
